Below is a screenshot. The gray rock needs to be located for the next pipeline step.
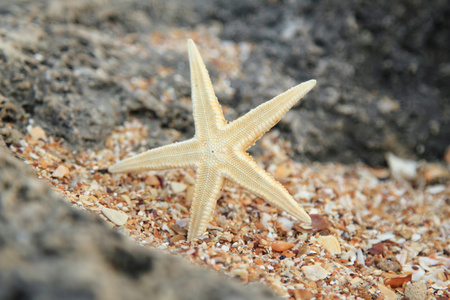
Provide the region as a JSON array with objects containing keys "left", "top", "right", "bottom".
[
  {"left": 190, "top": 0, "right": 450, "bottom": 165},
  {"left": 0, "top": 149, "right": 279, "bottom": 300},
  {"left": 0, "top": 0, "right": 448, "bottom": 166}
]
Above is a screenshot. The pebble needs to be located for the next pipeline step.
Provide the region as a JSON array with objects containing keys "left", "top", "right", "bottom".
[
  {"left": 101, "top": 207, "right": 128, "bottom": 226},
  {"left": 404, "top": 281, "right": 427, "bottom": 300}
]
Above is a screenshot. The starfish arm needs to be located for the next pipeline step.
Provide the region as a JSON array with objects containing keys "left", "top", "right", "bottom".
[
  {"left": 222, "top": 80, "right": 316, "bottom": 150},
  {"left": 223, "top": 151, "right": 311, "bottom": 224},
  {"left": 108, "top": 139, "right": 200, "bottom": 173},
  {"left": 187, "top": 164, "right": 224, "bottom": 241},
  {"left": 187, "top": 39, "right": 227, "bottom": 139}
]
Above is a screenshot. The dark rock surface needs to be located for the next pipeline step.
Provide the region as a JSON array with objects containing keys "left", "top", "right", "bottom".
[
  {"left": 1, "top": 0, "right": 449, "bottom": 165},
  {"left": 186, "top": 0, "right": 450, "bottom": 165},
  {"left": 0, "top": 148, "right": 279, "bottom": 300}
]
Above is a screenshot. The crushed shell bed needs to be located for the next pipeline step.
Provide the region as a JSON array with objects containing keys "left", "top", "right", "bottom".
[{"left": 9, "top": 120, "right": 450, "bottom": 299}]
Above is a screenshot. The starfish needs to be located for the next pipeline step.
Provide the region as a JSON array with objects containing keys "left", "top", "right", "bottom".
[{"left": 109, "top": 39, "right": 316, "bottom": 241}]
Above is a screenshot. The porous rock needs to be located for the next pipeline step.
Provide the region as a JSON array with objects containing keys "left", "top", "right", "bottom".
[{"left": 0, "top": 0, "right": 448, "bottom": 165}]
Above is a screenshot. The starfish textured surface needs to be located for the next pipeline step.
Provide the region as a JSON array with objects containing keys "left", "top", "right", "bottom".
[{"left": 109, "top": 39, "right": 316, "bottom": 241}]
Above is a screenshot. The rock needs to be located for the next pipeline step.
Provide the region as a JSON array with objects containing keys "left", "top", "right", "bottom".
[
  {"left": 404, "top": 281, "right": 427, "bottom": 300},
  {"left": 0, "top": 0, "right": 448, "bottom": 165},
  {"left": 0, "top": 149, "right": 279, "bottom": 300}
]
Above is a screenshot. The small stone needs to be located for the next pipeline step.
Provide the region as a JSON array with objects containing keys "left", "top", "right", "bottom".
[
  {"left": 317, "top": 235, "right": 341, "bottom": 255},
  {"left": 28, "top": 126, "right": 47, "bottom": 141},
  {"left": 52, "top": 164, "right": 70, "bottom": 178},
  {"left": 404, "top": 281, "right": 427, "bottom": 300},
  {"left": 375, "top": 257, "right": 402, "bottom": 273},
  {"left": 101, "top": 207, "right": 128, "bottom": 226},
  {"left": 301, "top": 264, "right": 330, "bottom": 281},
  {"left": 271, "top": 241, "right": 295, "bottom": 252},
  {"left": 170, "top": 181, "right": 187, "bottom": 193}
]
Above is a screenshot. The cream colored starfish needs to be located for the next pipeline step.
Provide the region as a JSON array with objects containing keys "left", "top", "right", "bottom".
[{"left": 109, "top": 39, "right": 316, "bottom": 241}]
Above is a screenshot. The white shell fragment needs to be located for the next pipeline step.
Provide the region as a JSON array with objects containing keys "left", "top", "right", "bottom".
[
  {"left": 317, "top": 235, "right": 341, "bottom": 255},
  {"left": 385, "top": 152, "right": 418, "bottom": 180},
  {"left": 377, "top": 283, "right": 397, "bottom": 300},
  {"left": 52, "top": 164, "right": 70, "bottom": 178},
  {"left": 301, "top": 264, "right": 330, "bottom": 281},
  {"left": 170, "top": 182, "right": 187, "bottom": 193},
  {"left": 101, "top": 207, "right": 128, "bottom": 226}
]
